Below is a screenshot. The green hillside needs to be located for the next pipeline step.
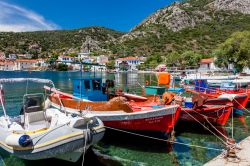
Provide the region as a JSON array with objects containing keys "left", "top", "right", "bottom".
[
  {"left": 108, "top": 0, "right": 250, "bottom": 57},
  {"left": 0, "top": 26, "right": 124, "bottom": 56}
]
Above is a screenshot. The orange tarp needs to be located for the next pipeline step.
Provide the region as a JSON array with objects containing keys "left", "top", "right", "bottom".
[{"left": 158, "top": 72, "right": 170, "bottom": 85}]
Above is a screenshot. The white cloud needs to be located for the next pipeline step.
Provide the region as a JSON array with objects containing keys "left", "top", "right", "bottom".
[{"left": 0, "top": 1, "right": 60, "bottom": 32}]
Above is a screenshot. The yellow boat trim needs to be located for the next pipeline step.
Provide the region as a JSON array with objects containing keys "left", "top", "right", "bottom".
[
  {"left": 12, "top": 128, "right": 48, "bottom": 135},
  {"left": 0, "top": 131, "right": 83, "bottom": 151}
]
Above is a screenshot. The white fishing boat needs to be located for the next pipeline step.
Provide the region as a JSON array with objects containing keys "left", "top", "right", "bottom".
[
  {"left": 0, "top": 78, "right": 105, "bottom": 162},
  {"left": 182, "top": 73, "right": 238, "bottom": 81}
]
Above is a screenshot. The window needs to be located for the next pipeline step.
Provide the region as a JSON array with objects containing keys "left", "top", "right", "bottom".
[
  {"left": 92, "top": 80, "right": 101, "bottom": 90},
  {"left": 84, "top": 80, "right": 90, "bottom": 90}
]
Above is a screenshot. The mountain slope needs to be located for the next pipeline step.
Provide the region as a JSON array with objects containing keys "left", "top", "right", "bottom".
[
  {"left": 109, "top": 0, "right": 250, "bottom": 56},
  {"left": 0, "top": 26, "right": 124, "bottom": 56}
]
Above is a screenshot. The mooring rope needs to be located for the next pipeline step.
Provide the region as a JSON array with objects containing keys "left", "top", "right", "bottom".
[
  {"left": 181, "top": 109, "right": 227, "bottom": 144},
  {"left": 105, "top": 126, "right": 224, "bottom": 152},
  {"left": 187, "top": 106, "right": 229, "bottom": 140},
  {"left": 233, "top": 98, "right": 250, "bottom": 114}
]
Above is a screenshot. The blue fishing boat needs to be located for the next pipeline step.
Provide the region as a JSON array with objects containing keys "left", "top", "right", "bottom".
[{"left": 72, "top": 78, "right": 110, "bottom": 101}]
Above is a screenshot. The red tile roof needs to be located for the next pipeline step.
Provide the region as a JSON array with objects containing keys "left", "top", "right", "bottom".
[
  {"left": 60, "top": 56, "right": 75, "bottom": 58},
  {"left": 16, "top": 59, "right": 38, "bottom": 63},
  {"left": 117, "top": 56, "right": 139, "bottom": 61},
  {"left": 200, "top": 58, "right": 214, "bottom": 64},
  {"left": 0, "top": 60, "right": 14, "bottom": 65}
]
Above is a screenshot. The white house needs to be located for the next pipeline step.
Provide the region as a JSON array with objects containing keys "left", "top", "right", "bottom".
[
  {"left": 0, "top": 52, "right": 5, "bottom": 60},
  {"left": 78, "top": 51, "right": 90, "bottom": 60},
  {"left": 96, "top": 55, "right": 109, "bottom": 65},
  {"left": 77, "top": 51, "right": 93, "bottom": 64},
  {"left": 14, "top": 59, "right": 38, "bottom": 70},
  {"left": 115, "top": 56, "right": 143, "bottom": 72},
  {"left": 0, "top": 60, "right": 15, "bottom": 71},
  {"left": 58, "top": 56, "right": 75, "bottom": 64},
  {"left": 37, "top": 59, "right": 48, "bottom": 67},
  {"left": 17, "top": 54, "right": 32, "bottom": 59},
  {"left": 7, "top": 54, "right": 17, "bottom": 60},
  {"left": 91, "top": 65, "right": 107, "bottom": 72},
  {"left": 198, "top": 58, "right": 221, "bottom": 72}
]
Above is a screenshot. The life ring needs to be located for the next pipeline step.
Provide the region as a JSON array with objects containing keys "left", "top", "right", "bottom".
[
  {"left": 162, "top": 92, "right": 175, "bottom": 105},
  {"left": 145, "top": 80, "right": 149, "bottom": 86}
]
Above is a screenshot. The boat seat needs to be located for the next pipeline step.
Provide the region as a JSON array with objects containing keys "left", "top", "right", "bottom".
[{"left": 24, "top": 106, "right": 48, "bottom": 131}]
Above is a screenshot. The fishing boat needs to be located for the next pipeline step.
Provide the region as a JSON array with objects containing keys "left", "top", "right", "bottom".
[
  {"left": 45, "top": 78, "right": 180, "bottom": 135},
  {"left": 143, "top": 86, "right": 233, "bottom": 125},
  {"left": 0, "top": 78, "right": 105, "bottom": 162},
  {"left": 178, "top": 94, "right": 233, "bottom": 126},
  {"left": 185, "top": 79, "right": 249, "bottom": 116},
  {"left": 138, "top": 73, "right": 234, "bottom": 126}
]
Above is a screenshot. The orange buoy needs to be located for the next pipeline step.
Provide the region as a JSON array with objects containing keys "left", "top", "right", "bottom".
[
  {"left": 162, "top": 92, "right": 175, "bottom": 105},
  {"left": 145, "top": 80, "right": 149, "bottom": 86}
]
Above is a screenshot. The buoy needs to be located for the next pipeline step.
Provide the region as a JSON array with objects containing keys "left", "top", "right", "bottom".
[
  {"left": 5, "top": 134, "right": 32, "bottom": 147},
  {"left": 145, "top": 80, "right": 149, "bottom": 86}
]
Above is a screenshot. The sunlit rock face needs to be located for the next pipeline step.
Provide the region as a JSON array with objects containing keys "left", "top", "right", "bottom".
[
  {"left": 212, "top": 0, "right": 250, "bottom": 14},
  {"left": 0, "top": 1, "right": 58, "bottom": 32}
]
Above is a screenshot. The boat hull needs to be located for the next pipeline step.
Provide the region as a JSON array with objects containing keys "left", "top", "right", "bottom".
[
  {"left": 103, "top": 107, "right": 181, "bottom": 133},
  {"left": 179, "top": 105, "right": 232, "bottom": 126},
  {"left": 186, "top": 89, "right": 249, "bottom": 116},
  {"left": 49, "top": 95, "right": 180, "bottom": 133}
]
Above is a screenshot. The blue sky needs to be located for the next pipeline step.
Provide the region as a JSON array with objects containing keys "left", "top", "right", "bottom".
[{"left": 0, "top": 0, "right": 175, "bottom": 32}]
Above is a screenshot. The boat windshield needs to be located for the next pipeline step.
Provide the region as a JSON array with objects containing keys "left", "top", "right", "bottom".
[{"left": 23, "top": 94, "right": 45, "bottom": 113}]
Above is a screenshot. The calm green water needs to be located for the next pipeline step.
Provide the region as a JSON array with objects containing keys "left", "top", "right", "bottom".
[{"left": 0, "top": 71, "right": 249, "bottom": 166}]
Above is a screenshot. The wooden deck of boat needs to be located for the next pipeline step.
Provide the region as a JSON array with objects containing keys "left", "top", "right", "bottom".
[{"left": 205, "top": 136, "right": 250, "bottom": 166}]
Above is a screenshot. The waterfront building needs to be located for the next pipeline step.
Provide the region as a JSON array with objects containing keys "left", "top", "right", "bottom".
[
  {"left": 14, "top": 59, "right": 38, "bottom": 70},
  {"left": 58, "top": 55, "right": 75, "bottom": 64},
  {"left": 0, "top": 52, "right": 5, "bottom": 60},
  {"left": 37, "top": 59, "right": 48, "bottom": 67},
  {"left": 198, "top": 58, "right": 220, "bottom": 72},
  {"left": 91, "top": 65, "right": 107, "bottom": 72},
  {"left": 7, "top": 54, "right": 17, "bottom": 60},
  {"left": 115, "top": 56, "right": 143, "bottom": 72},
  {"left": 0, "top": 60, "right": 15, "bottom": 71},
  {"left": 78, "top": 51, "right": 90, "bottom": 60},
  {"left": 17, "top": 54, "right": 33, "bottom": 59},
  {"left": 96, "top": 55, "right": 109, "bottom": 65},
  {"left": 77, "top": 51, "right": 93, "bottom": 63}
]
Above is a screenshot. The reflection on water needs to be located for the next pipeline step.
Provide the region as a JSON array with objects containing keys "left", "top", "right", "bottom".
[{"left": 0, "top": 71, "right": 250, "bottom": 166}]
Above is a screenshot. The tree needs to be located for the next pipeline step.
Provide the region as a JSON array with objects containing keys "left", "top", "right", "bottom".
[
  {"left": 46, "top": 54, "right": 59, "bottom": 69},
  {"left": 56, "top": 63, "right": 68, "bottom": 71},
  {"left": 215, "top": 31, "right": 250, "bottom": 72},
  {"left": 165, "top": 51, "right": 181, "bottom": 67},
  {"left": 106, "top": 60, "right": 115, "bottom": 70},
  {"left": 66, "top": 53, "right": 78, "bottom": 57},
  {"left": 145, "top": 52, "right": 163, "bottom": 68},
  {"left": 180, "top": 51, "right": 202, "bottom": 67}
]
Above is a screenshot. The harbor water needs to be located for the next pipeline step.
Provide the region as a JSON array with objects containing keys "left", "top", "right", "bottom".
[{"left": 0, "top": 71, "right": 250, "bottom": 166}]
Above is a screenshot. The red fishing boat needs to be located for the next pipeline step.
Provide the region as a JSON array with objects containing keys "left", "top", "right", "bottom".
[
  {"left": 186, "top": 87, "right": 249, "bottom": 116},
  {"left": 45, "top": 86, "right": 180, "bottom": 135},
  {"left": 178, "top": 94, "right": 233, "bottom": 126}
]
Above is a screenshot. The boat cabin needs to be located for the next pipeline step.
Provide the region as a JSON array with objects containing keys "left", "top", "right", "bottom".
[
  {"left": 72, "top": 78, "right": 109, "bottom": 101},
  {"left": 194, "top": 79, "right": 209, "bottom": 93}
]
